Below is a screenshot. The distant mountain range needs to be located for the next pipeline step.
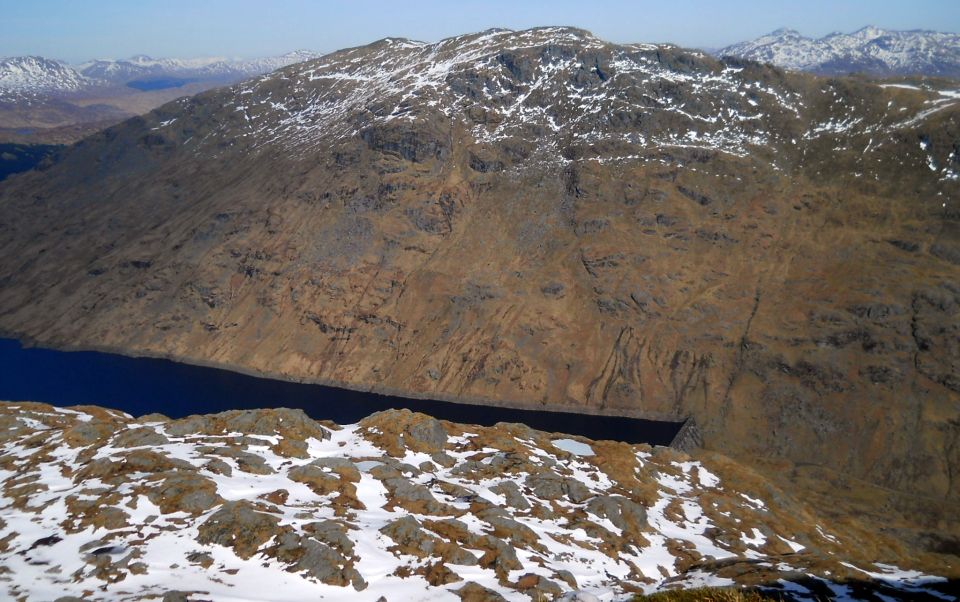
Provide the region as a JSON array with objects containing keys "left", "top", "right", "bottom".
[
  {"left": 0, "top": 50, "right": 322, "bottom": 97},
  {"left": 77, "top": 50, "right": 322, "bottom": 87},
  {"left": 719, "top": 26, "right": 960, "bottom": 77},
  {"left": 0, "top": 56, "right": 91, "bottom": 96},
  {"left": 0, "top": 50, "right": 322, "bottom": 144}
]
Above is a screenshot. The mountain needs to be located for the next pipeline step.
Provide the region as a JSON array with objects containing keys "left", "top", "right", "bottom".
[
  {"left": 78, "top": 50, "right": 323, "bottom": 86},
  {"left": 0, "top": 54, "right": 128, "bottom": 145},
  {"left": 0, "top": 55, "right": 94, "bottom": 98},
  {"left": 719, "top": 26, "right": 960, "bottom": 77},
  {"left": 0, "top": 50, "right": 322, "bottom": 144},
  {"left": 0, "top": 401, "right": 954, "bottom": 600},
  {"left": 0, "top": 26, "right": 957, "bottom": 557}
]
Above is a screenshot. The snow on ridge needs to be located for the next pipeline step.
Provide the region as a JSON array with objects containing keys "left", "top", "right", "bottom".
[
  {"left": 720, "top": 26, "right": 960, "bottom": 76},
  {"left": 194, "top": 27, "right": 800, "bottom": 161},
  {"left": 78, "top": 50, "right": 325, "bottom": 83},
  {"left": 0, "top": 56, "right": 95, "bottom": 94}
]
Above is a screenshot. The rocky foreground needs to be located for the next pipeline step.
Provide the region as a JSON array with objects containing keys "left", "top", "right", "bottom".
[{"left": 0, "top": 402, "right": 954, "bottom": 601}]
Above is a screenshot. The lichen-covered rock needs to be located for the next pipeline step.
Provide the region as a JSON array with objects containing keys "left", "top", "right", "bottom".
[
  {"left": 196, "top": 501, "right": 280, "bottom": 558},
  {"left": 288, "top": 464, "right": 342, "bottom": 496},
  {"left": 455, "top": 581, "right": 508, "bottom": 601},
  {"left": 165, "top": 408, "right": 330, "bottom": 441},
  {"left": 524, "top": 472, "right": 592, "bottom": 503},
  {"left": 586, "top": 495, "right": 648, "bottom": 535},
  {"left": 490, "top": 480, "right": 531, "bottom": 510},
  {"left": 112, "top": 426, "right": 169, "bottom": 448},
  {"left": 269, "top": 530, "right": 365, "bottom": 589},
  {"left": 145, "top": 471, "right": 221, "bottom": 514},
  {"left": 62, "top": 421, "right": 115, "bottom": 447}
]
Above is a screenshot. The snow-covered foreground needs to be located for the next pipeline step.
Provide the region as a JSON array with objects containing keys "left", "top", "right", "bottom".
[{"left": 0, "top": 402, "right": 952, "bottom": 601}]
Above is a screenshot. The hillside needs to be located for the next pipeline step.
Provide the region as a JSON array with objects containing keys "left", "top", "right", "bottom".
[
  {"left": 0, "top": 402, "right": 954, "bottom": 600},
  {"left": 0, "top": 27, "right": 957, "bottom": 542}
]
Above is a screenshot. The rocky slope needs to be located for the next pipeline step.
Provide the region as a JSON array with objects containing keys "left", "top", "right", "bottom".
[
  {"left": 719, "top": 26, "right": 960, "bottom": 77},
  {"left": 0, "top": 27, "right": 958, "bottom": 541},
  {"left": 0, "top": 401, "right": 955, "bottom": 601}
]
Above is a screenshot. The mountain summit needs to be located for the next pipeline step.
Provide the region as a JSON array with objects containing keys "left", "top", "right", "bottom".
[
  {"left": 720, "top": 26, "right": 960, "bottom": 76},
  {"left": 0, "top": 56, "right": 94, "bottom": 97},
  {"left": 0, "top": 27, "right": 957, "bottom": 552}
]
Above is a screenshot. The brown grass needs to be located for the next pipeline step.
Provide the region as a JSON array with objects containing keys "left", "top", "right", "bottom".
[{"left": 633, "top": 587, "right": 783, "bottom": 602}]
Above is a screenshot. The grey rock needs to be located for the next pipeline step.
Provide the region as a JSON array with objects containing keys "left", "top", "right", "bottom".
[
  {"left": 456, "top": 581, "right": 508, "bottom": 601},
  {"left": 148, "top": 472, "right": 221, "bottom": 515},
  {"left": 112, "top": 426, "right": 170, "bottom": 448},
  {"left": 525, "top": 472, "right": 592, "bottom": 503},
  {"left": 63, "top": 421, "right": 114, "bottom": 446},
  {"left": 196, "top": 500, "right": 280, "bottom": 558},
  {"left": 381, "top": 477, "right": 451, "bottom": 514},
  {"left": 209, "top": 446, "right": 274, "bottom": 475},
  {"left": 586, "top": 495, "right": 648, "bottom": 532},
  {"left": 305, "top": 520, "right": 355, "bottom": 556},
  {"left": 475, "top": 507, "right": 540, "bottom": 548},
  {"left": 135, "top": 412, "right": 170, "bottom": 423},
  {"left": 525, "top": 472, "right": 565, "bottom": 499},
  {"left": 203, "top": 458, "right": 233, "bottom": 476},
  {"left": 404, "top": 417, "right": 447, "bottom": 452},
  {"left": 308, "top": 457, "right": 361, "bottom": 481},
  {"left": 431, "top": 452, "right": 456, "bottom": 468},
  {"left": 380, "top": 515, "right": 435, "bottom": 555},
  {"left": 490, "top": 480, "right": 531, "bottom": 510}
]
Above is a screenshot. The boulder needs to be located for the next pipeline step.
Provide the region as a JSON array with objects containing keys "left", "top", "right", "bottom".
[
  {"left": 586, "top": 495, "right": 648, "bottom": 534},
  {"left": 146, "top": 472, "right": 221, "bottom": 515},
  {"left": 456, "top": 582, "right": 507, "bottom": 601},
  {"left": 196, "top": 500, "right": 280, "bottom": 558},
  {"left": 112, "top": 426, "right": 169, "bottom": 447}
]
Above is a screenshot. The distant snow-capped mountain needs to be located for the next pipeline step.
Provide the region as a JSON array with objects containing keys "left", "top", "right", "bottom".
[
  {"left": 77, "top": 50, "right": 323, "bottom": 84},
  {"left": 0, "top": 50, "right": 323, "bottom": 97},
  {"left": 720, "top": 26, "right": 960, "bottom": 77},
  {"left": 0, "top": 56, "right": 94, "bottom": 96}
]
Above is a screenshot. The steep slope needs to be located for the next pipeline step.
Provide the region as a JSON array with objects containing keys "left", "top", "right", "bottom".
[
  {"left": 0, "top": 402, "right": 954, "bottom": 600},
  {"left": 720, "top": 26, "right": 960, "bottom": 77},
  {"left": 0, "top": 27, "right": 958, "bottom": 537}
]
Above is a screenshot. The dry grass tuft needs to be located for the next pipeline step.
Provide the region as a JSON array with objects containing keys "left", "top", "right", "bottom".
[{"left": 633, "top": 587, "right": 783, "bottom": 602}]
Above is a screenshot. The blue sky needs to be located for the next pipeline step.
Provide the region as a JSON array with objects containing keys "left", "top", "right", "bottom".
[{"left": 2, "top": 0, "right": 958, "bottom": 63}]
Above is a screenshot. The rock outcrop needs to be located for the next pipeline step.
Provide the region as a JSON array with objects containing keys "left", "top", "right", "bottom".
[{"left": 0, "top": 402, "right": 955, "bottom": 600}]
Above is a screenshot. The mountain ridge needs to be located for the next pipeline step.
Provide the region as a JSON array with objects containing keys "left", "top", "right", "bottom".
[{"left": 719, "top": 26, "right": 960, "bottom": 77}]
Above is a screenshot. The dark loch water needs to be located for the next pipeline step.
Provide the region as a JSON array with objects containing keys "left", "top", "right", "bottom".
[
  {"left": 0, "top": 338, "right": 682, "bottom": 445},
  {"left": 126, "top": 77, "right": 194, "bottom": 91},
  {"left": 0, "top": 143, "right": 61, "bottom": 182}
]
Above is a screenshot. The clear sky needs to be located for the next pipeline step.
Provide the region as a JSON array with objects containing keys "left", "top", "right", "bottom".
[{"left": 2, "top": 0, "right": 959, "bottom": 63}]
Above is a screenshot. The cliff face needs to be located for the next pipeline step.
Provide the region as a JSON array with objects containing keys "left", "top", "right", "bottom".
[
  {"left": 0, "top": 402, "right": 955, "bottom": 600},
  {"left": 0, "top": 28, "right": 958, "bottom": 508}
]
